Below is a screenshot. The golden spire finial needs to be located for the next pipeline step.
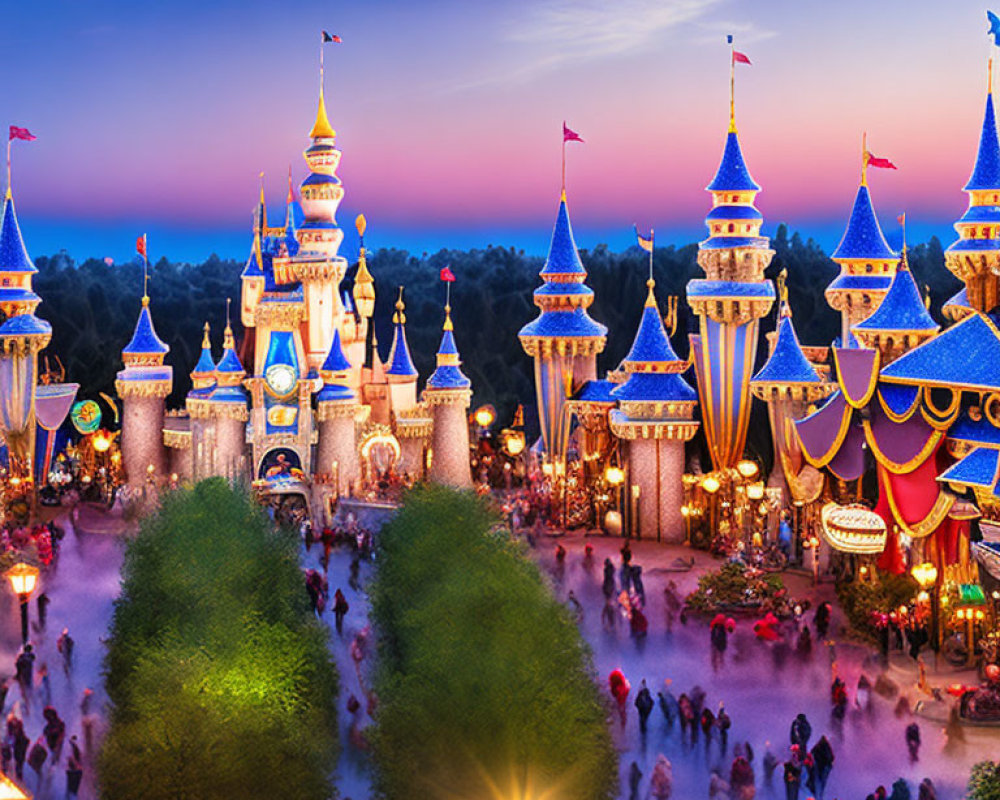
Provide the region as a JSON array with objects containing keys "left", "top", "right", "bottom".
[
  {"left": 201, "top": 321, "right": 211, "bottom": 350},
  {"left": 861, "top": 131, "right": 869, "bottom": 187},
  {"left": 393, "top": 285, "right": 406, "bottom": 325},
  {"left": 223, "top": 298, "right": 235, "bottom": 350},
  {"left": 286, "top": 165, "right": 294, "bottom": 204},
  {"left": 899, "top": 212, "right": 908, "bottom": 268},
  {"left": 776, "top": 268, "right": 790, "bottom": 315},
  {"left": 644, "top": 277, "right": 657, "bottom": 308},
  {"left": 443, "top": 303, "right": 454, "bottom": 332},
  {"left": 310, "top": 83, "right": 336, "bottom": 140},
  {"left": 257, "top": 172, "right": 267, "bottom": 230}
]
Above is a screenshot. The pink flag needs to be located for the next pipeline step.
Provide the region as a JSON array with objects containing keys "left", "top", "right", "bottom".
[
  {"left": 866, "top": 152, "right": 897, "bottom": 170},
  {"left": 563, "top": 122, "right": 584, "bottom": 143},
  {"left": 732, "top": 50, "right": 752, "bottom": 65},
  {"left": 8, "top": 126, "right": 36, "bottom": 142},
  {"left": 440, "top": 266, "right": 455, "bottom": 282}
]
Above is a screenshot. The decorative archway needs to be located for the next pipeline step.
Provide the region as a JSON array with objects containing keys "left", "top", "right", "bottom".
[{"left": 359, "top": 425, "right": 401, "bottom": 483}]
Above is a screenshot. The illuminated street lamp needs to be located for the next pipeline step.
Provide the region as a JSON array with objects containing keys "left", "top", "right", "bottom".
[
  {"left": 5, "top": 563, "right": 39, "bottom": 646},
  {"left": 604, "top": 466, "right": 625, "bottom": 487},
  {"left": 911, "top": 562, "right": 940, "bottom": 654},
  {"left": 736, "top": 459, "right": 759, "bottom": 479},
  {"left": 0, "top": 771, "right": 30, "bottom": 799},
  {"left": 503, "top": 429, "right": 525, "bottom": 457},
  {"left": 701, "top": 475, "right": 721, "bottom": 494},
  {"left": 474, "top": 405, "right": 496, "bottom": 430}
]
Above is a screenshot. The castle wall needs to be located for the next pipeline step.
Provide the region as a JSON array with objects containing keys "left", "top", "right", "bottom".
[
  {"left": 627, "top": 438, "right": 685, "bottom": 543},
  {"left": 399, "top": 437, "right": 425, "bottom": 480},
  {"left": 317, "top": 412, "right": 359, "bottom": 495},
  {"left": 428, "top": 401, "right": 472, "bottom": 489},
  {"left": 214, "top": 417, "right": 247, "bottom": 480},
  {"left": 121, "top": 395, "right": 167, "bottom": 485}
]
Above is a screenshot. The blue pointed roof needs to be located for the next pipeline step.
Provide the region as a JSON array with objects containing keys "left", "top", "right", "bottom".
[
  {"left": 622, "top": 288, "right": 683, "bottom": 367},
  {"left": 830, "top": 185, "right": 896, "bottom": 261},
  {"left": 321, "top": 330, "right": 351, "bottom": 374},
  {"left": 539, "top": 196, "right": 586, "bottom": 277},
  {"left": 753, "top": 314, "right": 823, "bottom": 384},
  {"left": 881, "top": 313, "right": 1000, "bottom": 389},
  {"left": 122, "top": 301, "right": 169, "bottom": 355},
  {"left": 948, "top": 412, "right": 1000, "bottom": 449},
  {"left": 0, "top": 194, "right": 36, "bottom": 274},
  {"left": 853, "top": 267, "right": 937, "bottom": 333},
  {"left": 611, "top": 371, "right": 697, "bottom": 403},
  {"left": 938, "top": 447, "right": 1000, "bottom": 490},
  {"left": 0, "top": 313, "right": 50, "bottom": 337},
  {"left": 706, "top": 132, "right": 760, "bottom": 192},
  {"left": 386, "top": 321, "right": 418, "bottom": 378},
  {"left": 193, "top": 344, "right": 215, "bottom": 376},
  {"left": 216, "top": 344, "right": 244, "bottom": 374},
  {"left": 965, "top": 93, "right": 1000, "bottom": 191},
  {"left": 241, "top": 241, "right": 263, "bottom": 278},
  {"left": 426, "top": 319, "right": 471, "bottom": 390}
]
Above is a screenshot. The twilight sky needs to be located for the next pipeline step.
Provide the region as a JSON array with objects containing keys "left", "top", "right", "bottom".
[{"left": 1, "top": 0, "right": 997, "bottom": 262}]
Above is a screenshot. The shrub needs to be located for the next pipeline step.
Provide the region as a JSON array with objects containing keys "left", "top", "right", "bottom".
[
  {"left": 369, "top": 486, "right": 617, "bottom": 800},
  {"left": 836, "top": 571, "right": 919, "bottom": 643},
  {"left": 99, "top": 479, "right": 338, "bottom": 800},
  {"left": 968, "top": 761, "right": 1000, "bottom": 800},
  {"left": 685, "top": 561, "right": 786, "bottom": 613}
]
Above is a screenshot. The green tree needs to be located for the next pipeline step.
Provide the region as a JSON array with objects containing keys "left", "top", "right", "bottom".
[
  {"left": 969, "top": 761, "right": 1000, "bottom": 800},
  {"left": 99, "top": 479, "right": 338, "bottom": 800},
  {"left": 369, "top": 486, "right": 617, "bottom": 800}
]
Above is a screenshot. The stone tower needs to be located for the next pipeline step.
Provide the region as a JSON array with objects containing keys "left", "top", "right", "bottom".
[
  {"left": 424, "top": 304, "right": 473, "bottom": 488},
  {"left": 315, "top": 329, "right": 359, "bottom": 494}
]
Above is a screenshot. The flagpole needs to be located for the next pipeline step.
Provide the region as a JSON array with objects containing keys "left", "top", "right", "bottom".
[
  {"left": 861, "top": 131, "right": 868, "bottom": 187},
  {"left": 5, "top": 140, "right": 10, "bottom": 197},
  {"left": 729, "top": 38, "right": 736, "bottom": 133},
  {"left": 648, "top": 229, "right": 655, "bottom": 282},
  {"left": 561, "top": 137, "right": 566, "bottom": 196}
]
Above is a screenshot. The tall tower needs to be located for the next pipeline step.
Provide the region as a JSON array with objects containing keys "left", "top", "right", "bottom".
[
  {"left": 824, "top": 149, "right": 898, "bottom": 344},
  {"left": 386, "top": 287, "right": 419, "bottom": 414},
  {"left": 424, "top": 304, "right": 473, "bottom": 488},
  {"left": 518, "top": 193, "right": 607, "bottom": 462},
  {"left": 183, "top": 323, "right": 216, "bottom": 481},
  {"left": 688, "top": 80, "right": 774, "bottom": 471},
  {"left": 946, "top": 59, "right": 1000, "bottom": 313},
  {"left": 0, "top": 190, "right": 53, "bottom": 481},
  {"left": 290, "top": 73, "right": 350, "bottom": 371},
  {"left": 316, "top": 329, "right": 359, "bottom": 494},
  {"left": 240, "top": 220, "right": 265, "bottom": 328},
  {"left": 206, "top": 316, "right": 249, "bottom": 480},
  {"left": 609, "top": 278, "right": 699, "bottom": 542},
  {"left": 115, "top": 293, "right": 172, "bottom": 484}
]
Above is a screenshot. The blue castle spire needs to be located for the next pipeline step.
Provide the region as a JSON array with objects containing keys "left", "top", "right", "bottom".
[
  {"left": 518, "top": 194, "right": 608, "bottom": 341},
  {"left": 753, "top": 313, "right": 823, "bottom": 385},
  {"left": 707, "top": 132, "right": 761, "bottom": 193},
  {"left": 0, "top": 192, "right": 37, "bottom": 275},
  {"left": 386, "top": 288, "right": 418, "bottom": 378},
  {"left": 122, "top": 299, "right": 169, "bottom": 357},
  {"left": 965, "top": 90, "right": 1000, "bottom": 191},
  {"left": 318, "top": 329, "right": 355, "bottom": 402},
  {"left": 427, "top": 306, "right": 471, "bottom": 390},
  {"left": 830, "top": 185, "right": 896, "bottom": 261},
  {"left": 853, "top": 263, "right": 937, "bottom": 335}
]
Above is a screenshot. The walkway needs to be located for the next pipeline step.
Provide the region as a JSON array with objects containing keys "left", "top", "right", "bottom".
[{"left": 535, "top": 532, "right": 999, "bottom": 800}]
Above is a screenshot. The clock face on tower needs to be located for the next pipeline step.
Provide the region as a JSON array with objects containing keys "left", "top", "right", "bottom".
[{"left": 265, "top": 363, "right": 297, "bottom": 396}]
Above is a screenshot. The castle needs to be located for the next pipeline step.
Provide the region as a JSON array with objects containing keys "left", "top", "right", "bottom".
[{"left": 114, "top": 61, "right": 472, "bottom": 522}]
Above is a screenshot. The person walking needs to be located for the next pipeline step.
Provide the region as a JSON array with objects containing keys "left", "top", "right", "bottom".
[
  {"left": 602, "top": 598, "right": 617, "bottom": 631},
  {"left": 658, "top": 681, "right": 678, "bottom": 731},
  {"left": 14, "top": 646, "right": 34, "bottom": 694},
  {"left": 716, "top": 703, "right": 731, "bottom": 755},
  {"left": 905, "top": 722, "right": 921, "bottom": 762},
  {"left": 42, "top": 705, "right": 65, "bottom": 763},
  {"left": 602, "top": 558, "right": 616, "bottom": 599},
  {"left": 814, "top": 601, "right": 831, "bottom": 639},
  {"left": 609, "top": 669, "right": 630, "bottom": 729},
  {"left": 809, "top": 735, "right": 834, "bottom": 799},
  {"left": 35, "top": 592, "right": 50, "bottom": 631},
  {"left": 628, "top": 760, "right": 643, "bottom": 800},
  {"left": 762, "top": 742, "right": 779, "bottom": 784},
  {"left": 57, "top": 629, "right": 74, "bottom": 673},
  {"left": 917, "top": 778, "right": 936, "bottom": 800},
  {"left": 650, "top": 754, "right": 673, "bottom": 799},
  {"left": 789, "top": 713, "right": 812, "bottom": 751},
  {"left": 632, "top": 564, "right": 646, "bottom": 606},
  {"left": 635, "top": 680, "right": 654, "bottom": 735},
  {"left": 65, "top": 743, "right": 84, "bottom": 798},
  {"left": 620, "top": 541, "right": 633, "bottom": 593},
  {"left": 700, "top": 706, "right": 716, "bottom": 749},
  {"left": 729, "top": 754, "right": 756, "bottom": 800},
  {"left": 678, "top": 693, "right": 694, "bottom": 744},
  {"left": 783, "top": 759, "right": 802, "bottom": 800},
  {"left": 664, "top": 580, "right": 682, "bottom": 633},
  {"left": 333, "top": 589, "right": 349, "bottom": 635},
  {"left": 8, "top": 714, "right": 28, "bottom": 781}
]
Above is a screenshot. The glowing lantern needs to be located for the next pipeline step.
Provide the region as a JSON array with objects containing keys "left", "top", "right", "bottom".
[
  {"left": 474, "top": 405, "right": 496, "bottom": 429},
  {"left": 911, "top": 562, "right": 938, "bottom": 589},
  {"left": 5, "top": 563, "right": 38, "bottom": 598},
  {"left": 605, "top": 466, "right": 625, "bottom": 486},
  {"left": 702, "top": 475, "right": 721, "bottom": 494},
  {"left": 736, "top": 459, "right": 759, "bottom": 479},
  {"left": 746, "top": 482, "right": 765, "bottom": 500},
  {"left": 91, "top": 430, "right": 112, "bottom": 453}
]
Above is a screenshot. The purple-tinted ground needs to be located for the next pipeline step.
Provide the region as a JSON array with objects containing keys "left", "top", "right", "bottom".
[{"left": 539, "top": 533, "right": 998, "bottom": 800}]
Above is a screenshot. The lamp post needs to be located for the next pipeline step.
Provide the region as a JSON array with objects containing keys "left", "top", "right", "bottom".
[
  {"left": 605, "top": 465, "right": 625, "bottom": 536},
  {"left": 5, "top": 562, "right": 39, "bottom": 646},
  {"left": 911, "top": 562, "right": 939, "bottom": 662}
]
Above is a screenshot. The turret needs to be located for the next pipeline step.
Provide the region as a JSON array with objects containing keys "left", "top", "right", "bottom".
[
  {"left": 0, "top": 191, "right": 42, "bottom": 321},
  {"left": 825, "top": 139, "right": 899, "bottom": 344},
  {"left": 609, "top": 278, "right": 700, "bottom": 541},
  {"left": 115, "top": 293, "right": 172, "bottom": 484},
  {"left": 205, "top": 311, "right": 249, "bottom": 480},
  {"left": 687, "top": 50, "right": 775, "bottom": 472},
  {"left": 240, "top": 223, "right": 266, "bottom": 328},
  {"left": 315, "top": 329, "right": 359, "bottom": 494},
  {"left": 424, "top": 302, "right": 473, "bottom": 488},
  {"left": 946, "top": 58, "right": 1000, "bottom": 313},
  {"left": 386, "top": 286, "right": 419, "bottom": 413},
  {"left": 518, "top": 192, "right": 607, "bottom": 461}
]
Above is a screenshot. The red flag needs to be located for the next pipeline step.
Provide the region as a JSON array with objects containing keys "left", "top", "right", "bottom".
[
  {"left": 866, "top": 152, "right": 897, "bottom": 170},
  {"left": 136, "top": 234, "right": 147, "bottom": 258},
  {"left": 322, "top": 31, "right": 342, "bottom": 43},
  {"left": 732, "top": 50, "right": 752, "bottom": 65},
  {"left": 563, "top": 122, "right": 584, "bottom": 143},
  {"left": 897, "top": 213, "right": 906, "bottom": 226},
  {"left": 8, "top": 126, "right": 36, "bottom": 142},
  {"left": 439, "top": 266, "right": 455, "bottom": 282}
]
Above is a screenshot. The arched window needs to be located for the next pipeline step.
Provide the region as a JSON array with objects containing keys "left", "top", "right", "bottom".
[{"left": 728, "top": 223, "right": 735, "bottom": 233}]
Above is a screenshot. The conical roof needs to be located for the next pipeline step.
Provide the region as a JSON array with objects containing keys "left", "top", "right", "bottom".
[
  {"left": 621, "top": 283, "right": 685, "bottom": 369},
  {"left": 0, "top": 193, "right": 36, "bottom": 274},
  {"left": 753, "top": 314, "right": 823, "bottom": 385},
  {"left": 966, "top": 92, "right": 1000, "bottom": 191},
  {"left": 386, "top": 297, "right": 418, "bottom": 379},
  {"left": 706, "top": 132, "right": 760, "bottom": 192},
  {"left": 318, "top": 329, "right": 355, "bottom": 403},
  {"left": 853, "top": 266, "right": 937, "bottom": 333},
  {"left": 830, "top": 185, "right": 896, "bottom": 261},
  {"left": 191, "top": 323, "right": 216, "bottom": 377},
  {"left": 426, "top": 312, "right": 471, "bottom": 390},
  {"left": 539, "top": 195, "right": 587, "bottom": 277},
  {"left": 122, "top": 300, "right": 169, "bottom": 356}
]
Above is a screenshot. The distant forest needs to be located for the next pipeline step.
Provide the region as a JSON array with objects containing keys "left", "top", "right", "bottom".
[{"left": 33, "top": 225, "right": 961, "bottom": 469}]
